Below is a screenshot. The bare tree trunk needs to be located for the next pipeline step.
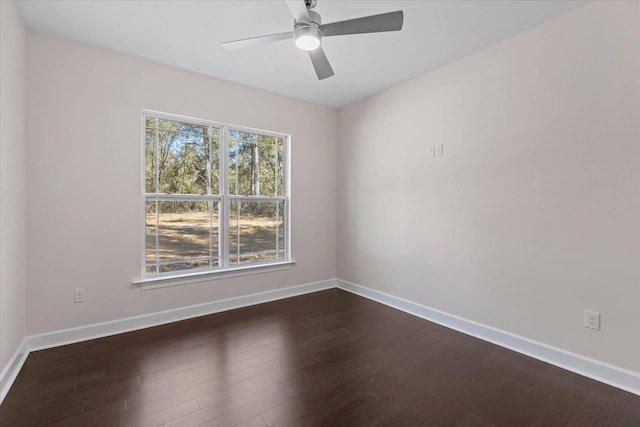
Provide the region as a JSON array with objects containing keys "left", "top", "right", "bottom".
[{"left": 251, "top": 142, "right": 260, "bottom": 196}]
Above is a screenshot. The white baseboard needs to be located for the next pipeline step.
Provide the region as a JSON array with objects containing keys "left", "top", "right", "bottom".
[
  {"left": 27, "top": 279, "right": 337, "bottom": 352},
  {"left": 0, "top": 338, "right": 28, "bottom": 404},
  {"left": 2, "top": 277, "right": 638, "bottom": 406},
  {"left": 0, "top": 278, "right": 336, "bottom": 404},
  {"left": 336, "top": 279, "right": 640, "bottom": 397}
]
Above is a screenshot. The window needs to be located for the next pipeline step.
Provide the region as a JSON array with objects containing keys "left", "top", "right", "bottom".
[{"left": 143, "top": 111, "right": 290, "bottom": 279}]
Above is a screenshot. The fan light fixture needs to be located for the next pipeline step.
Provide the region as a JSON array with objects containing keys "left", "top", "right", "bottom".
[
  {"left": 295, "top": 34, "right": 320, "bottom": 51},
  {"left": 294, "top": 24, "right": 321, "bottom": 51},
  {"left": 220, "top": 0, "right": 404, "bottom": 80}
]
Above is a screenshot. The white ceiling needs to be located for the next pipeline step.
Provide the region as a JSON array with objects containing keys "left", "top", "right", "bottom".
[{"left": 15, "top": 0, "right": 588, "bottom": 109}]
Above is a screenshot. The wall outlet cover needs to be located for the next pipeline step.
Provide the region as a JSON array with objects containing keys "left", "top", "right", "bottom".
[
  {"left": 74, "top": 288, "right": 85, "bottom": 303},
  {"left": 584, "top": 310, "right": 600, "bottom": 330}
]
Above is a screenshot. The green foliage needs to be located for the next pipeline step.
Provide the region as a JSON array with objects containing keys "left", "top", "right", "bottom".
[
  {"left": 228, "top": 130, "right": 284, "bottom": 198},
  {"left": 229, "top": 130, "right": 284, "bottom": 216},
  {"left": 146, "top": 117, "right": 284, "bottom": 217},
  {"left": 144, "top": 115, "right": 288, "bottom": 274},
  {"left": 146, "top": 117, "right": 219, "bottom": 213}
]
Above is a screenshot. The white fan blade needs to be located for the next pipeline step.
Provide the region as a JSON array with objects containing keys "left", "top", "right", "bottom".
[
  {"left": 285, "top": 0, "right": 311, "bottom": 23},
  {"left": 308, "top": 47, "right": 334, "bottom": 80},
  {"left": 221, "top": 31, "right": 294, "bottom": 51},
  {"left": 320, "top": 11, "right": 403, "bottom": 37}
]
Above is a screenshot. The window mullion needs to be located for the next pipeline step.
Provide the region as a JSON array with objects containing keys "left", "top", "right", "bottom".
[
  {"left": 284, "top": 136, "right": 290, "bottom": 260},
  {"left": 207, "top": 127, "right": 213, "bottom": 268},
  {"left": 275, "top": 141, "right": 279, "bottom": 197},
  {"left": 235, "top": 132, "right": 240, "bottom": 265},
  {"left": 154, "top": 116, "right": 160, "bottom": 274},
  {"left": 220, "top": 125, "right": 229, "bottom": 268},
  {"left": 236, "top": 199, "right": 240, "bottom": 265}
]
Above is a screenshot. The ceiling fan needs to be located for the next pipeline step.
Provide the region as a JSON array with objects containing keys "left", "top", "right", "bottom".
[{"left": 220, "top": 0, "right": 404, "bottom": 80}]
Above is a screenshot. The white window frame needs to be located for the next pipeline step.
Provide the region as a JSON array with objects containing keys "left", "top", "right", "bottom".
[{"left": 134, "top": 110, "right": 293, "bottom": 289}]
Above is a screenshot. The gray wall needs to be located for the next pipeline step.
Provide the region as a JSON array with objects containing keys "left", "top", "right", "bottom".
[
  {"left": 26, "top": 31, "right": 337, "bottom": 334},
  {"left": 0, "top": 0, "right": 28, "bottom": 372},
  {"left": 337, "top": 1, "right": 640, "bottom": 372}
]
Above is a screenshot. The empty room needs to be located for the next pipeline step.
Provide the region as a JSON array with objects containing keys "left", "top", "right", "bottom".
[{"left": 1, "top": 0, "right": 639, "bottom": 425}]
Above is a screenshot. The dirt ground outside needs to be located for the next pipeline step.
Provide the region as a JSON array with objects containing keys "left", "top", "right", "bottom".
[{"left": 145, "top": 212, "right": 284, "bottom": 272}]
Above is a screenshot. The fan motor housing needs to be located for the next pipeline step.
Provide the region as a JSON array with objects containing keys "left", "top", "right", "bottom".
[
  {"left": 308, "top": 10, "right": 321, "bottom": 25},
  {"left": 294, "top": 10, "right": 322, "bottom": 39}
]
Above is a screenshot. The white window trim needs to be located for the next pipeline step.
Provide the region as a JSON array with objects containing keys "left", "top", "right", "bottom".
[
  {"left": 132, "top": 259, "right": 296, "bottom": 290},
  {"left": 134, "top": 110, "right": 292, "bottom": 288}
]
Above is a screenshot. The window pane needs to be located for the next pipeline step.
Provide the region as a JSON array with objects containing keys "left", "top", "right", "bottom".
[
  {"left": 155, "top": 201, "right": 219, "bottom": 273},
  {"left": 229, "top": 200, "right": 284, "bottom": 265},
  {"left": 210, "top": 132, "right": 220, "bottom": 195},
  {"left": 277, "top": 145, "right": 284, "bottom": 197},
  {"left": 158, "top": 259, "right": 218, "bottom": 274},
  {"left": 145, "top": 128, "right": 157, "bottom": 193},
  {"left": 229, "top": 200, "right": 239, "bottom": 260},
  {"left": 157, "top": 131, "right": 208, "bottom": 195},
  {"left": 144, "top": 117, "right": 219, "bottom": 195},
  {"left": 145, "top": 201, "right": 157, "bottom": 273},
  {"left": 277, "top": 201, "right": 285, "bottom": 259},
  {"left": 228, "top": 130, "right": 283, "bottom": 196},
  {"left": 228, "top": 138, "right": 237, "bottom": 196},
  {"left": 155, "top": 118, "right": 205, "bottom": 136}
]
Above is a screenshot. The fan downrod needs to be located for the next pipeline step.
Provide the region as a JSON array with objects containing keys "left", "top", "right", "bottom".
[{"left": 305, "top": 0, "right": 317, "bottom": 10}]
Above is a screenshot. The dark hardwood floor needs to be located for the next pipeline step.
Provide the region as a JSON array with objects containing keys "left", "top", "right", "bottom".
[{"left": 1, "top": 289, "right": 639, "bottom": 426}]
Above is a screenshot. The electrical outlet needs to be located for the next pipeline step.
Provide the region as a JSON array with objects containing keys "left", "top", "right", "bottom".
[
  {"left": 351, "top": 258, "right": 358, "bottom": 269},
  {"left": 435, "top": 144, "right": 444, "bottom": 157},
  {"left": 74, "top": 288, "right": 85, "bottom": 303},
  {"left": 584, "top": 310, "right": 600, "bottom": 330},
  {"left": 428, "top": 145, "right": 435, "bottom": 157}
]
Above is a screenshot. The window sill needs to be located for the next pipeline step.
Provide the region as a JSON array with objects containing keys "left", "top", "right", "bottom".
[{"left": 132, "top": 259, "right": 296, "bottom": 290}]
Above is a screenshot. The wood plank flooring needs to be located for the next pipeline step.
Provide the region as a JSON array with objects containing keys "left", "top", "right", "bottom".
[{"left": 1, "top": 289, "right": 638, "bottom": 426}]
